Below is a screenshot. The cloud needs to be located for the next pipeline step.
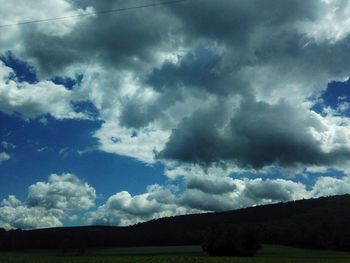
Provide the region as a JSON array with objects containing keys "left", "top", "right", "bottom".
[
  {"left": 302, "top": 0, "right": 350, "bottom": 42},
  {"left": 2, "top": 1, "right": 350, "bottom": 229},
  {"left": 0, "top": 202, "right": 63, "bottom": 230},
  {"left": 27, "top": 173, "right": 96, "bottom": 210},
  {"left": 94, "top": 121, "right": 169, "bottom": 163},
  {"left": 0, "top": 0, "right": 93, "bottom": 73},
  {"left": 179, "top": 176, "right": 309, "bottom": 212},
  {"left": 1, "top": 0, "right": 350, "bottom": 171},
  {"left": 0, "top": 61, "right": 87, "bottom": 119},
  {"left": 0, "top": 152, "right": 10, "bottom": 165},
  {"left": 1, "top": 195, "right": 21, "bottom": 207},
  {"left": 1, "top": 170, "right": 349, "bottom": 229},
  {"left": 88, "top": 170, "right": 350, "bottom": 226},
  {"left": 0, "top": 173, "right": 96, "bottom": 230},
  {"left": 186, "top": 174, "right": 236, "bottom": 195},
  {"left": 1, "top": 141, "right": 15, "bottom": 150},
  {"left": 311, "top": 175, "right": 350, "bottom": 197},
  {"left": 2, "top": 0, "right": 178, "bottom": 78},
  {"left": 87, "top": 184, "right": 198, "bottom": 226},
  {"left": 242, "top": 179, "right": 309, "bottom": 202},
  {"left": 160, "top": 97, "right": 350, "bottom": 169},
  {"left": 147, "top": 44, "right": 226, "bottom": 97}
]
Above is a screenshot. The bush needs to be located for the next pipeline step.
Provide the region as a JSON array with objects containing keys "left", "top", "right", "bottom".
[{"left": 202, "top": 224, "right": 261, "bottom": 256}]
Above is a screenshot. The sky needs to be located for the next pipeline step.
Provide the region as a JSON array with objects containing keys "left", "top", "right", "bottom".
[{"left": 1, "top": 0, "right": 350, "bottom": 230}]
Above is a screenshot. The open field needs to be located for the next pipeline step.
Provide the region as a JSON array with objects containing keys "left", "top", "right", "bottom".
[{"left": 0, "top": 244, "right": 350, "bottom": 263}]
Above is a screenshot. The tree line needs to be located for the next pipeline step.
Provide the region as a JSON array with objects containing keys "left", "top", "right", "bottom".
[{"left": 1, "top": 194, "right": 350, "bottom": 254}]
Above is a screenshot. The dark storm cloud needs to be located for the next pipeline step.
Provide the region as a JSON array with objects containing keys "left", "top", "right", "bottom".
[
  {"left": 251, "top": 32, "right": 350, "bottom": 88},
  {"left": 3, "top": 0, "right": 350, "bottom": 169},
  {"left": 17, "top": 0, "right": 321, "bottom": 78},
  {"left": 145, "top": 0, "right": 350, "bottom": 168},
  {"left": 159, "top": 98, "right": 350, "bottom": 168},
  {"left": 158, "top": 101, "right": 230, "bottom": 165},
  {"left": 147, "top": 44, "right": 223, "bottom": 94},
  {"left": 16, "top": 0, "right": 180, "bottom": 77},
  {"left": 120, "top": 44, "right": 230, "bottom": 129},
  {"left": 167, "top": 0, "right": 320, "bottom": 45},
  {"left": 164, "top": 0, "right": 350, "bottom": 94},
  {"left": 119, "top": 98, "right": 163, "bottom": 129}
]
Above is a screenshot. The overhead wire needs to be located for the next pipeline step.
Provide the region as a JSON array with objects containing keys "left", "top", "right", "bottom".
[{"left": 0, "top": 0, "right": 188, "bottom": 29}]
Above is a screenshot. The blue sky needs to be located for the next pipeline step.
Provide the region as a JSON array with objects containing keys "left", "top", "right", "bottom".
[
  {"left": 0, "top": 110, "right": 166, "bottom": 200},
  {"left": 1, "top": 0, "right": 350, "bottom": 229}
]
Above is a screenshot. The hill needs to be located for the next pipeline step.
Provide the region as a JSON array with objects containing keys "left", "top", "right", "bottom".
[{"left": 1, "top": 194, "right": 350, "bottom": 251}]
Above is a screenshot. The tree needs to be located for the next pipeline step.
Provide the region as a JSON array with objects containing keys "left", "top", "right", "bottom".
[{"left": 202, "top": 224, "right": 261, "bottom": 256}]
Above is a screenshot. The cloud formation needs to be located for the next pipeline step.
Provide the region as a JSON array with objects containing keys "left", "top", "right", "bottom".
[
  {"left": 27, "top": 173, "right": 96, "bottom": 210},
  {"left": 1, "top": 0, "right": 350, "bottom": 171},
  {"left": 88, "top": 169, "right": 350, "bottom": 226},
  {"left": 1, "top": 0, "right": 350, "bottom": 228},
  {"left": 0, "top": 61, "right": 87, "bottom": 119},
  {"left": 1, "top": 171, "right": 349, "bottom": 229},
  {"left": 87, "top": 184, "right": 198, "bottom": 226},
  {"left": 0, "top": 173, "right": 96, "bottom": 230},
  {"left": 0, "top": 152, "right": 10, "bottom": 165},
  {"left": 160, "top": 98, "right": 350, "bottom": 168}
]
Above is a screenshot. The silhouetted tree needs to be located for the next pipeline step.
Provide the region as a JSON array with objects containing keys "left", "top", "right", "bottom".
[{"left": 202, "top": 224, "right": 261, "bottom": 256}]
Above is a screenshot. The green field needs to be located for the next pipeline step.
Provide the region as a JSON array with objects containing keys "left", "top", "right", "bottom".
[{"left": 0, "top": 244, "right": 350, "bottom": 262}]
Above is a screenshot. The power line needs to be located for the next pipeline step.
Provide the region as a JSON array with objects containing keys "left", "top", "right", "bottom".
[{"left": 0, "top": 0, "right": 188, "bottom": 28}]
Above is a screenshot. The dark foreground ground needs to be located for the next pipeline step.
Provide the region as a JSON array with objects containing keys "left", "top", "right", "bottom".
[{"left": 1, "top": 244, "right": 350, "bottom": 263}]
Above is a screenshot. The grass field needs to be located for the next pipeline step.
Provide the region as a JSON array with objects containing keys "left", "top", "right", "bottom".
[{"left": 0, "top": 244, "right": 350, "bottom": 262}]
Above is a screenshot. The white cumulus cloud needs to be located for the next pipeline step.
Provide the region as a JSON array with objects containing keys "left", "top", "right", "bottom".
[
  {"left": 0, "top": 152, "right": 10, "bottom": 165},
  {"left": 0, "top": 173, "right": 96, "bottom": 230}
]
